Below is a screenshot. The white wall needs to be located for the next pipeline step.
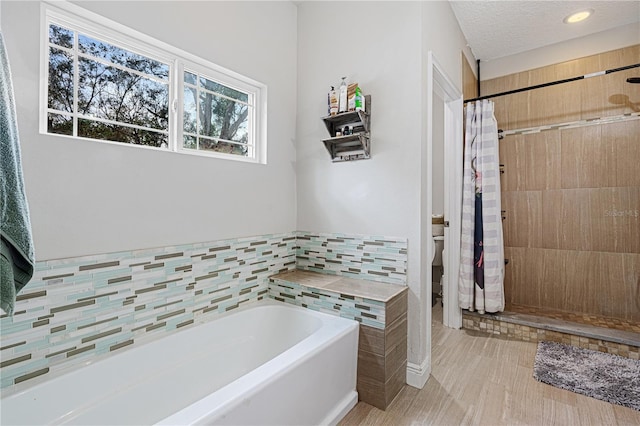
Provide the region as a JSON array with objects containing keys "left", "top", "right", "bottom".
[
  {"left": 2, "top": 0, "right": 298, "bottom": 260},
  {"left": 296, "top": 0, "right": 470, "bottom": 381}
]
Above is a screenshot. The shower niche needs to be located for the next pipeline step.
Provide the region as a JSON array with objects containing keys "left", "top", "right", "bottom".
[{"left": 321, "top": 95, "right": 371, "bottom": 162}]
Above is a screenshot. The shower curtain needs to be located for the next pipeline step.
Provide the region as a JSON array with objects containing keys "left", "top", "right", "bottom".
[{"left": 458, "top": 100, "right": 504, "bottom": 314}]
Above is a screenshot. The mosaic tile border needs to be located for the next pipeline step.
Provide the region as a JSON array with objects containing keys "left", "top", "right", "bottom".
[
  {"left": 0, "top": 233, "right": 297, "bottom": 390},
  {"left": 462, "top": 313, "right": 640, "bottom": 360},
  {"left": 295, "top": 231, "right": 407, "bottom": 285},
  {"left": 269, "top": 278, "right": 386, "bottom": 329}
]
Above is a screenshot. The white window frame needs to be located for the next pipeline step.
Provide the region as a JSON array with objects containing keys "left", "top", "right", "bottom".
[{"left": 40, "top": 1, "right": 267, "bottom": 164}]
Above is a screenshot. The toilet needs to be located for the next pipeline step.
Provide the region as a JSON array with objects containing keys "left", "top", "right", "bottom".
[{"left": 432, "top": 215, "right": 445, "bottom": 296}]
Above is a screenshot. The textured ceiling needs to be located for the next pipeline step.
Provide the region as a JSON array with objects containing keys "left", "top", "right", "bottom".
[{"left": 449, "top": 1, "right": 640, "bottom": 61}]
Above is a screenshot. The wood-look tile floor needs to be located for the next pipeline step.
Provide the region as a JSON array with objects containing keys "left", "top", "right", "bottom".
[{"left": 339, "top": 299, "right": 640, "bottom": 425}]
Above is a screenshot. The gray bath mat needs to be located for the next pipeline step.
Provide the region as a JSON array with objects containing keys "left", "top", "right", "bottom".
[{"left": 533, "top": 341, "right": 640, "bottom": 411}]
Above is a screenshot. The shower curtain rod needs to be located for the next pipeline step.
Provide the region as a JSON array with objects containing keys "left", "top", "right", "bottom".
[{"left": 464, "top": 63, "right": 640, "bottom": 103}]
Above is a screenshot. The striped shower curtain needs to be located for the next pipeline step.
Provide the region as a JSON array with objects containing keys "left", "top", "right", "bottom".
[{"left": 458, "top": 100, "right": 505, "bottom": 314}]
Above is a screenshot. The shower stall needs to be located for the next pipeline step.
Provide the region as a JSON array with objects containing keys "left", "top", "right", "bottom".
[{"left": 461, "top": 45, "right": 640, "bottom": 354}]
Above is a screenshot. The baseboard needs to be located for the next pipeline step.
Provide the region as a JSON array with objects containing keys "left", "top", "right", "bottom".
[{"left": 406, "top": 357, "right": 431, "bottom": 389}]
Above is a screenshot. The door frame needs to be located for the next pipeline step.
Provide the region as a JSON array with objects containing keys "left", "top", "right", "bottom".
[{"left": 427, "top": 51, "right": 463, "bottom": 329}]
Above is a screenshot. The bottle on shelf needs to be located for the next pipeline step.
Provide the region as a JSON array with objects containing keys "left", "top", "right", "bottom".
[
  {"left": 338, "top": 77, "right": 348, "bottom": 113},
  {"left": 328, "top": 86, "right": 338, "bottom": 116}
]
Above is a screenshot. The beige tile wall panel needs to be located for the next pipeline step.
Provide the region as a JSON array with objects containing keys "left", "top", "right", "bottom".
[
  {"left": 550, "top": 57, "right": 589, "bottom": 84},
  {"left": 541, "top": 188, "right": 639, "bottom": 253},
  {"left": 581, "top": 70, "right": 636, "bottom": 120},
  {"left": 498, "top": 136, "right": 516, "bottom": 191},
  {"left": 590, "top": 187, "right": 640, "bottom": 254},
  {"left": 500, "top": 131, "right": 561, "bottom": 191},
  {"left": 600, "top": 45, "right": 640, "bottom": 71},
  {"left": 622, "top": 254, "right": 640, "bottom": 322},
  {"left": 605, "top": 120, "right": 640, "bottom": 188},
  {"left": 501, "top": 191, "right": 543, "bottom": 248},
  {"left": 543, "top": 249, "right": 595, "bottom": 313},
  {"left": 541, "top": 190, "right": 592, "bottom": 251},
  {"left": 595, "top": 252, "right": 640, "bottom": 321},
  {"left": 503, "top": 247, "right": 544, "bottom": 309},
  {"left": 527, "top": 81, "right": 583, "bottom": 128},
  {"left": 500, "top": 90, "right": 530, "bottom": 130},
  {"left": 504, "top": 248, "right": 640, "bottom": 320},
  {"left": 560, "top": 126, "right": 608, "bottom": 189}
]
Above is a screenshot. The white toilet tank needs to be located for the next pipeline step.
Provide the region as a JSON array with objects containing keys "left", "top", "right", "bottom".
[{"left": 433, "top": 236, "right": 445, "bottom": 266}]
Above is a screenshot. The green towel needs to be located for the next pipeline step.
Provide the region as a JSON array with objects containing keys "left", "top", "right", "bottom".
[{"left": 1, "top": 32, "right": 35, "bottom": 316}]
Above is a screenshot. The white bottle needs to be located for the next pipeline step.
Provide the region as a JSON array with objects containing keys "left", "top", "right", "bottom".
[
  {"left": 338, "top": 77, "right": 348, "bottom": 113},
  {"left": 328, "top": 86, "right": 338, "bottom": 116}
]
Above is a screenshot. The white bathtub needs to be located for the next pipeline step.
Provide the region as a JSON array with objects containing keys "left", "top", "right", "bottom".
[{"left": 0, "top": 300, "right": 359, "bottom": 425}]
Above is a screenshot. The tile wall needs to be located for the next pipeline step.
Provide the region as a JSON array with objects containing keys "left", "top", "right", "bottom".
[
  {"left": 0, "top": 233, "right": 297, "bottom": 390},
  {"left": 295, "top": 231, "right": 407, "bottom": 285},
  {"left": 1, "top": 231, "right": 408, "bottom": 392}
]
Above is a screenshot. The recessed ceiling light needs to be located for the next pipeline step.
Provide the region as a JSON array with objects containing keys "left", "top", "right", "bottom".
[{"left": 563, "top": 9, "right": 594, "bottom": 24}]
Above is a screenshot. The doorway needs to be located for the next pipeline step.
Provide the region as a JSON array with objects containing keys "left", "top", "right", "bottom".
[
  {"left": 408, "top": 52, "right": 463, "bottom": 390},
  {"left": 426, "top": 52, "right": 463, "bottom": 330}
]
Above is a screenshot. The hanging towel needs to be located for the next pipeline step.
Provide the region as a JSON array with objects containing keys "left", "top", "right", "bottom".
[
  {"left": 0, "top": 32, "right": 35, "bottom": 316},
  {"left": 458, "top": 100, "right": 504, "bottom": 314}
]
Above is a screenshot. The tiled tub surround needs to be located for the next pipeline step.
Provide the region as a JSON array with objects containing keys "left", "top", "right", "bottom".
[
  {"left": 295, "top": 231, "right": 407, "bottom": 285},
  {"left": 0, "top": 231, "right": 407, "bottom": 393},
  {"left": 0, "top": 233, "right": 297, "bottom": 391},
  {"left": 270, "top": 269, "right": 408, "bottom": 410},
  {"left": 1, "top": 301, "right": 360, "bottom": 425}
]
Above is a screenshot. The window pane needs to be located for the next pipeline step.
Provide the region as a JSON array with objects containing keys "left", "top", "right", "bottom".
[
  {"left": 183, "top": 87, "right": 197, "bottom": 133},
  {"left": 49, "top": 24, "right": 74, "bottom": 49},
  {"left": 78, "top": 34, "right": 169, "bottom": 80},
  {"left": 198, "top": 94, "right": 249, "bottom": 143},
  {"left": 48, "top": 47, "right": 74, "bottom": 112},
  {"left": 199, "top": 76, "right": 248, "bottom": 103},
  {"left": 78, "top": 118, "right": 168, "bottom": 147},
  {"left": 47, "top": 113, "right": 72, "bottom": 135},
  {"left": 183, "top": 135, "right": 197, "bottom": 149},
  {"left": 78, "top": 58, "right": 169, "bottom": 131},
  {"left": 199, "top": 138, "right": 248, "bottom": 156},
  {"left": 184, "top": 71, "right": 197, "bottom": 85}
]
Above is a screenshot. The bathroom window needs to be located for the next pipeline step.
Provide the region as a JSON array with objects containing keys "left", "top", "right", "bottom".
[
  {"left": 182, "top": 69, "right": 255, "bottom": 158},
  {"left": 42, "top": 2, "right": 265, "bottom": 163}
]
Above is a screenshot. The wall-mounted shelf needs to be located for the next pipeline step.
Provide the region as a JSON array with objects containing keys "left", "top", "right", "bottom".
[
  {"left": 321, "top": 95, "right": 371, "bottom": 162},
  {"left": 322, "top": 133, "right": 370, "bottom": 162}
]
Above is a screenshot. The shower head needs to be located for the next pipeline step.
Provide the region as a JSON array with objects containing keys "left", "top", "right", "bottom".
[{"left": 627, "top": 77, "right": 640, "bottom": 84}]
